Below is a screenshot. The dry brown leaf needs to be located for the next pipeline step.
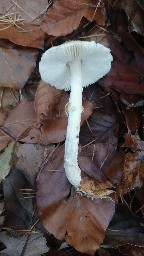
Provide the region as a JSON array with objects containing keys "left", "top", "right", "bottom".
[
  {"left": 3, "top": 98, "right": 36, "bottom": 141},
  {"left": 114, "top": 0, "right": 144, "bottom": 36},
  {"left": 0, "top": 129, "right": 13, "bottom": 152},
  {"left": 0, "top": 0, "right": 48, "bottom": 48},
  {"left": 81, "top": 26, "right": 110, "bottom": 48},
  {"left": 0, "top": 0, "right": 48, "bottom": 22},
  {"left": 42, "top": 0, "right": 106, "bottom": 36},
  {"left": 36, "top": 145, "right": 115, "bottom": 255},
  {"left": 0, "top": 88, "right": 20, "bottom": 113},
  {"left": 0, "top": 108, "right": 13, "bottom": 152},
  {"left": 100, "top": 35, "right": 144, "bottom": 95},
  {"left": 80, "top": 85, "right": 119, "bottom": 146},
  {"left": 0, "top": 45, "right": 38, "bottom": 89},
  {"left": 38, "top": 95, "right": 94, "bottom": 144},
  {"left": 0, "top": 231, "right": 49, "bottom": 256},
  {"left": 0, "top": 24, "right": 45, "bottom": 49},
  {"left": 118, "top": 134, "right": 144, "bottom": 194},
  {"left": 35, "top": 81, "right": 63, "bottom": 121},
  {"left": 0, "top": 109, "right": 7, "bottom": 125},
  {"left": 0, "top": 0, "right": 49, "bottom": 48},
  {"left": 101, "top": 61, "right": 144, "bottom": 95},
  {"left": 15, "top": 143, "right": 46, "bottom": 185}
]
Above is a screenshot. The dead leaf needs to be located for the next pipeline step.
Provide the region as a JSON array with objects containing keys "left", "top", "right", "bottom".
[
  {"left": 47, "top": 247, "right": 85, "bottom": 256},
  {"left": 118, "top": 134, "right": 144, "bottom": 194},
  {"left": 35, "top": 81, "right": 63, "bottom": 121},
  {"left": 0, "top": 24, "right": 45, "bottom": 49},
  {"left": 0, "top": 0, "right": 48, "bottom": 22},
  {"left": 0, "top": 108, "right": 12, "bottom": 152},
  {"left": 0, "top": 109, "right": 7, "bottom": 125},
  {"left": 114, "top": 0, "right": 144, "bottom": 36},
  {"left": 0, "top": 0, "right": 48, "bottom": 48},
  {"left": 28, "top": 87, "right": 94, "bottom": 145},
  {"left": 104, "top": 204, "right": 144, "bottom": 248},
  {"left": 81, "top": 26, "right": 110, "bottom": 48},
  {"left": 3, "top": 98, "right": 36, "bottom": 141},
  {"left": 122, "top": 107, "right": 141, "bottom": 135},
  {"left": 0, "top": 88, "right": 20, "bottom": 113},
  {"left": 0, "top": 142, "right": 15, "bottom": 182},
  {"left": 36, "top": 145, "right": 115, "bottom": 255},
  {"left": 0, "top": 231, "right": 49, "bottom": 256},
  {"left": 80, "top": 85, "right": 119, "bottom": 146},
  {"left": 3, "top": 168, "right": 35, "bottom": 228},
  {"left": 0, "top": 45, "right": 38, "bottom": 89},
  {"left": 42, "top": 0, "right": 106, "bottom": 36},
  {"left": 0, "top": 129, "right": 13, "bottom": 153},
  {"left": 38, "top": 95, "right": 94, "bottom": 144},
  {"left": 119, "top": 246, "right": 144, "bottom": 256},
  {"left": 100, "top": 34, "right": 144, "bottom": 95},
  {"left": 15, "top": 143, "right": 45, "bottom": 185}
]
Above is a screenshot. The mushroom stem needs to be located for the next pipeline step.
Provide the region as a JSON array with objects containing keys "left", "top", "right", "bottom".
[{"left": 64, "top": 59, "right": 83, "bottom": 188}]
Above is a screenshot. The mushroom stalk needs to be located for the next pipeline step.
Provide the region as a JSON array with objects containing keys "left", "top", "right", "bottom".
[{"left": 64, "top": 59, "right": 83, "bottom": 188}]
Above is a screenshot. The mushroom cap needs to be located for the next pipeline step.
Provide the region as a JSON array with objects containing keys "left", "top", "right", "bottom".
[{"left": 39, "top": 41, "right": 113, "bottom": 91}]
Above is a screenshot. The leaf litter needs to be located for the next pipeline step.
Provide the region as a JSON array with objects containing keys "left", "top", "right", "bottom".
[{"left": 0, "top": 0, "right": 144, "bottom": 255}]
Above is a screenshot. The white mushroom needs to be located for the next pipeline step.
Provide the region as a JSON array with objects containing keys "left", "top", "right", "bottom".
[{"left": 39, "top": 41, "right": 113, "bottom": 188}]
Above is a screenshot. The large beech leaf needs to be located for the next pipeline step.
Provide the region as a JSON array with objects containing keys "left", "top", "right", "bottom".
[
  {"left": 0, "top": 45, "right": 38, "bottom": 89},
  {"left": 42, "top": 0, "right": 106, "bottom": 36},
  {"left": 0, "top": 0, "right": 48, "bottom": 48},
  {"left": 36, "top": 146, "right": 115, "bottom": 255},
  {"left": 100, "top": 33, "right": 144, "bottom": 95}
]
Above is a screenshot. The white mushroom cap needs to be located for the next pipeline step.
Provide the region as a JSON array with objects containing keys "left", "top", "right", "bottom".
[{"left": 39, "top": 41, "right": 113, "bottom": 91}]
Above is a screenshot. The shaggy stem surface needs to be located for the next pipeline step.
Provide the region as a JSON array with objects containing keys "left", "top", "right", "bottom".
[{"left": 64, "top": 59, "right": 83, "bottom": 188}]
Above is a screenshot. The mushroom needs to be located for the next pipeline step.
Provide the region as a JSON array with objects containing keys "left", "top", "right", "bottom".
[{"left": 39, "top": 41, "right": 113, "bottom": 188}]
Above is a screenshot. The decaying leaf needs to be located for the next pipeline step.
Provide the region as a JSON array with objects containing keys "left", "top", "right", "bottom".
[
  {"left": 0, "top": 0, "right": 49, "bottom": 48},
  {"left": 0, "top": 25, "right": 46, "bottom": 49},
  {"left": 38, "top": 95, "right": 94, "bottom": 144},
  {"left": 82, "top": 26, "right": 110, "bottom": 48},
  {"left": 0, "top": 129, "right": 13, "bottom": 153},
  {"left": 104, "top": 204, "right": 144, "bottom": 248},
  {"left": 36, "top": 146, "right": 115, "bottom": 255},
  {"left": 3, "top": 168, "right": 36, "bottom": 228},
  {"left": 0, "top": 231, "right": 49, "bottom": 256},
  {"left": 15, "top": 143, "right": 45, "bottom": 185},
  {"left": 114, "top": 0, "right": 144, "bottom": 36},
  {"left": 0, "top": 45, "right": 38, "bottom": 89},
  {"left": 0, "top": 109, "right": 7, "bottom": 125},
  {"left": 35, "top": 81, "right": 63, "bottom": 121},
  {"left": 80, "top": 85, "right": 119, "bottom": 146},
  {"left": 100, "top": 34, "right": 144, "bottom": 95},
  {"left": 0, "top": 0, "right": 48, "bottom": 22},
  {"left": 0, "top": 88, "right": 20, "bottom": 113},
  {"left": 0, "top": 142, "right": 15, "bottom": 182},
  {"left": 118, "top": 134, "right": 144, "bottom": 194},
  {"left": 3, "top": 98, "right": 36, "bottom": 141},
  {"left": 42, "top": 0, "right": 106, "bottom": 36}
]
